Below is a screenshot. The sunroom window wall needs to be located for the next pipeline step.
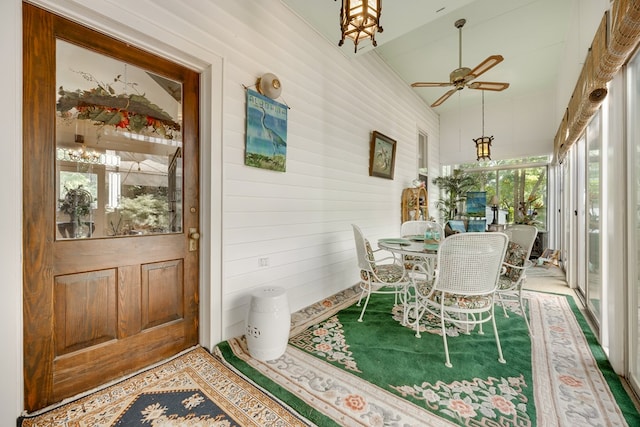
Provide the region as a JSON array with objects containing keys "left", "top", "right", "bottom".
[{"left": 453, "top": 158, "right": 549, "bottom": 232}]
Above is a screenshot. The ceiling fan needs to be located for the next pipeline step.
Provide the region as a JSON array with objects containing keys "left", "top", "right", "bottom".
[{"left": 411, "top": 18, "right": 510, "bottom": 108}]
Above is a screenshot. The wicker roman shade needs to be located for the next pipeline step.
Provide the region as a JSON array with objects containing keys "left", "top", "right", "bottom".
[{"left": 555, "top": 0, "right": 640, "bottom": 162}]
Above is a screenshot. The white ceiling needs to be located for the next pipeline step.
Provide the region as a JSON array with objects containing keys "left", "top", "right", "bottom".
[{"left": 281, "top": 0, "right": 607, "bottom": 161}]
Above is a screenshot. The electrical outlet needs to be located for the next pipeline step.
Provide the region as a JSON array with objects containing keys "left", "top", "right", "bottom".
[{"left": 258, "top": 257, "right": 269, "bottom": 268}]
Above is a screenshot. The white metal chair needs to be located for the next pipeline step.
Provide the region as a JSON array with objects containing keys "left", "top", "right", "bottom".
[
  {"left": 409, "top": 232, "right": 509, "bottom": 367},
  {"left": 497, "top": 224, "right": 538, "bottom": 335},
  {"left": 352, "top": 224, "right": 410, "bottom": 322}
]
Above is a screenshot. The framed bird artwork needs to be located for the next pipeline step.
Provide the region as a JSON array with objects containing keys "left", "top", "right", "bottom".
[
  {"left": 369, "top": 131, "right": 396, "bottom": 179},
  {"left": 245, "top": 89, "right": 288, "bottom": 172}
]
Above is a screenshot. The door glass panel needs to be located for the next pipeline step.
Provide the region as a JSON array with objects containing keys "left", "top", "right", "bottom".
[
  {"left": 55, "top": 40, "right": 183, "bottom": 239},
  {"left": 628, "top": 52, "right": 640, "bottom": 396},
  {"left": 576, "top": 137, "right": 587, "bottom": 297},
  {"left": 586, "top": 111, "right": 602, "bottom": 323}
]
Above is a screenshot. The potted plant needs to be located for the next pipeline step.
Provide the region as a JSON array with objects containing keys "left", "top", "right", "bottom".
[
  {"left": 515, "top": 194, "right": 543, "bottom": 226},
  {"left": 58, "top": 185, "right": 92, "bottom": 237},
  {"left": 432, "top": 169, "right": 476, "bottom": 221}
]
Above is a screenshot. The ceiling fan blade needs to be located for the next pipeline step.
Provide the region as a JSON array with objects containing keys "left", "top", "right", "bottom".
[
  {"left": 431, "top": 88, "right": 458, "bottom": 107},
  {"left": 411, "top": 82, "right": 452, "bottom": 88},
  {"left": 468, "top": 55, "right": 504, "bottom": 80},
  {"left": 468, "top": 81, "right": 510, "bottom": 91}
]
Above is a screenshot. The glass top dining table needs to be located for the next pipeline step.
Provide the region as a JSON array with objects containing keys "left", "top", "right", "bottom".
[
  {"left": 377, "top": 237, "right": 439, "bottom": 256},
  {"left": 377, "top": 236, "right": 440, "bottom": 327},
  {"left": 377, "top": 236, "right": 440, "bottom": 275}
]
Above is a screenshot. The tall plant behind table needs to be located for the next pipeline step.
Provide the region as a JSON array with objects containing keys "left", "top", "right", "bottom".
[{"left": 432, "top": 169, "right": 476, "bottom": 220}]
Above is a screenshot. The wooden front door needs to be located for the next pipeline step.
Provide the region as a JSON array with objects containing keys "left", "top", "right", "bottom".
[{"left": 23, "top": 4, "right": 200, "bottom": 412}]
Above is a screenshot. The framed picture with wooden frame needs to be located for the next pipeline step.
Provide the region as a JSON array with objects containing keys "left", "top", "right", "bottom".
[{"left": 369, "top": 131, "right": 397, "bottom": 179}]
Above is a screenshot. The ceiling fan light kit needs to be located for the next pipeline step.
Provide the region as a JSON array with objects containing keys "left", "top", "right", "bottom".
[
  {"left": 411, "top": 18, "right": 510, "bottom": 107},
  {"left": 338, "top": 0, "right": 383, "bottom": 53}
]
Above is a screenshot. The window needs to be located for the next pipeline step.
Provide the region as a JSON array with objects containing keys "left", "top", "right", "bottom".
[
  {"left": 418, "top": 131, "right": 428, "bottom": 185},
  {"left": 455, "top": 156, "right": 549, "bottom": 231}
]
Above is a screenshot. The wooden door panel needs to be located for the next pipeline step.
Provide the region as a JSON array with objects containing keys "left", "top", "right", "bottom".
[
  {"left": 54, "top": 269, "right": 117, "bottom": 355},
  {"left": 23, "top": 4, "right": 200, "bottom": 411},
  {"left": 142, "top": 260, "right": 184, "bottom": 329},
  {"left": 50, "top": 259, "right": 195, "bottom": 403},
  {"left": 52, "top": 321, "right": 189, "bottom": 402},
  {"left": 118, "top": 265, "right": 142, "bottom": 338}
]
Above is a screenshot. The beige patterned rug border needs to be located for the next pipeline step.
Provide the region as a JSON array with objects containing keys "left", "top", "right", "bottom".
[
  {"left": 528, "top": 291, "right": 627, "bottom": 426},
  {"left": 289, "top": 284, "right": 361, "bottom": 336},
  {"left": 20, "top": 346, "right": 311, "bottom": 427}
]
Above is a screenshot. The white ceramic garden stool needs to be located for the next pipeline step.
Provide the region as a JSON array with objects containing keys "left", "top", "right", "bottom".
[{"left": 245, "top": 286, "right": 291, "bottom": 361}]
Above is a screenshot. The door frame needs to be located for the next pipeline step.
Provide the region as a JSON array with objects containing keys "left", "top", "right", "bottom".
[{"left": 21, "top": 0, "right": 223, "bottom": 409}]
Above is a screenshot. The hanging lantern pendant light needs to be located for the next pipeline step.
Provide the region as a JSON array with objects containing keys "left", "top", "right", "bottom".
[
  {"left": 473, "top": 90, "right": 493, "bottom": 161},
  {"left": 338, "top": 0, "right": 383, "bottom": 53}
]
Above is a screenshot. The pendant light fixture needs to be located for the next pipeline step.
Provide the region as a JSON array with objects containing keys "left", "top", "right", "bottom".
[
  {"left": 338, "top": 0, "right": 383, "bottom": 53},
  {"left": 472, "top": 90, "right": 493, "bottom": 161}
]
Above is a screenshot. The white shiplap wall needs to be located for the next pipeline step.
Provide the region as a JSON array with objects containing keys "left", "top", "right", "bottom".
[
  {"left": 25, "top": 0, "right": 439, "bottom": 343},
  {"left": 214, "top": 1, "right": 440, "bottom": 338}
]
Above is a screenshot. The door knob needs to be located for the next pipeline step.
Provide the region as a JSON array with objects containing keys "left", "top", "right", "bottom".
[{"left": 188, "top": 228, "right": 200, "bottom": 251}]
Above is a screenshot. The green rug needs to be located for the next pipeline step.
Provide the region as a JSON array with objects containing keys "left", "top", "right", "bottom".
[{"left": 216, "top": 287, "right": 640, "bottom": 426}]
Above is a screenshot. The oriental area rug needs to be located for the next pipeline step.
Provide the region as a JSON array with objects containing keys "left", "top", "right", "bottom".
[
  {"left": 18, "top": 346, "right": 312, "bottom": 427},
  {"left": 216, "top": 286, "right": 640, "bottom": 427}
]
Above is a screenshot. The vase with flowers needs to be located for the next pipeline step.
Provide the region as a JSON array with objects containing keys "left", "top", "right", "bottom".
[
  {"left": 516, "top": 194, "right": 543, "bottom": 226},
  {"left": 58, "top": 185, "right": 92, "bottom": 238}
]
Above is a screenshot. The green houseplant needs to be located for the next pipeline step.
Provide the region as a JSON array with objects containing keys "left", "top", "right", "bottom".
[{"left": 432, "top": 169, "right": 476, "bottom": 220}]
